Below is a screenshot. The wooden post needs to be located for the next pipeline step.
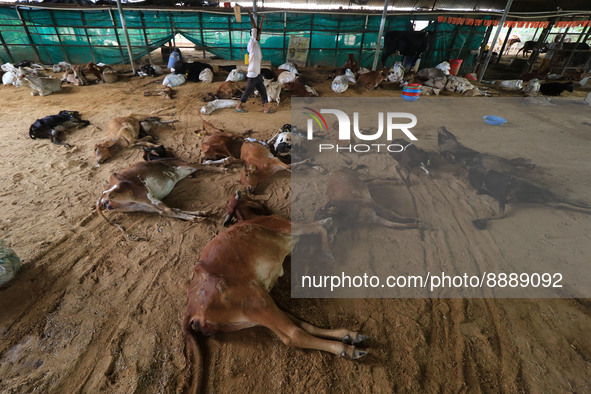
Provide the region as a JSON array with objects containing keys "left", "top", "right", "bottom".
[{"left": 15, "top": 6, "right": 41, "bottom": 63}]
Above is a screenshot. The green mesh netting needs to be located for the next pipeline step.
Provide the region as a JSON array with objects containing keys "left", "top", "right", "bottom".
[{"left": 0, "top": 6, "right": 487, "bottom": 73}]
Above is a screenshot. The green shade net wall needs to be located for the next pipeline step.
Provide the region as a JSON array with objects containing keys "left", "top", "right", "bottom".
[{"left": 0, "top": 6, "right": 488, "bottom": 72}]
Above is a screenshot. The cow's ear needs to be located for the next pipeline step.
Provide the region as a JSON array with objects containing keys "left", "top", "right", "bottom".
[{"left": 249, "top": 164, "right": 257, "bottom": 171}]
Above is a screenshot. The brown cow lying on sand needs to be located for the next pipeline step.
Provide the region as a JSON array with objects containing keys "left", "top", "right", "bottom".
[
  {"left": 183, "top": 211, "right": 367, "bottom": 393},
  {"left": 202, "top": 81, "right": 243, "bottom": 102},
  {"left": 357, "top": 70, "right": 388, "bottom": 90},
  {"left": 94, "top": 114, "right": 176, "bottom": 164},
  {"left": 97, "top": 159, "right": 223, "bottom": 239},
  {"left": 315, "top": 168, "right": 422, "bottom": 230}
]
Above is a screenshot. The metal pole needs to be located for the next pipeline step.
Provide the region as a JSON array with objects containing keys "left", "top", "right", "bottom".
[
  {"left": 478, "top": 0, "right": 514, "bottom": 82},
  {"left": 496, "top": 26, "right": 513, "bottom": 63},
  {"left": 372, "top": 0, "right": 389, "bottom": 70},
  {"left": 358, "top": 15, "right": 368, "bottom": 64},
  {"left": 0, "top": 31, "right": 14, "bottom": 63},
  {"left": 15, "top": 6, "right": 41, "bottom": 63},
  {"left": 473, "top": 24, "right": 493, "bottom": 73},
  {"left": 139, "top": 11, "right": 153, "bottom": 65},
  {"left": 108, "top": 9, "right": 126, "bottom": 64},
  {"left": 253, "top": 0, "right": 257, "bottom": 18},
  {"left": 115, "top": 0, "right": 136, "bottom": 73}
]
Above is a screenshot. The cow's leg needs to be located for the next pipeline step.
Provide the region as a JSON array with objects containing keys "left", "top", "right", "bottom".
[
  {"left": 245, "top": 295, "right": 367, "bottom": 360},
  {"left": 284, "top": 312, "right": 369, "bottom": 345},
  {"left": 292, "top": 219, "right": 334, "bottom": 259}
]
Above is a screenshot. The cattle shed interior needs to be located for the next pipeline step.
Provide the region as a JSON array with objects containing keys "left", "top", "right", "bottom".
[
  {"left": 2, "top": 0, "right": 591, "bottom": 394},
  {"left": 1, "top": 0, "right": 591, "bottom": 78}
]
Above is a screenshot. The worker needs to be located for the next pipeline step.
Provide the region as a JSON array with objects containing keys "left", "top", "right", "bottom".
[{"left": 236, "top": 10, "right": 274, "bottom": 114}]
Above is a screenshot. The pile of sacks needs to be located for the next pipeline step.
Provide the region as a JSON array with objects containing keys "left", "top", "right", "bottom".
[
  {"left": 417, "top": 61, "right": 484, "bottom": 97},
  {"left": 331, "top": 69, "right": 356, "bottom": 93}
]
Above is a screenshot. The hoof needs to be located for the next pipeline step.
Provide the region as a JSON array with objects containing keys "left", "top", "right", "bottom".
[
  {"left": 343, "top": 333, "right": 370, "bottom": 346},
  {"left": 340, "top": 347, "right": 368, "bottom": 360}
]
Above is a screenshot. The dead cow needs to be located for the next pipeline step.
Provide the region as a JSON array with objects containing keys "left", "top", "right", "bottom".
[
  {"left": 61, "top": 65, "right": 88, "bottom": 86},
  {"left": 356, "top": 70, "right": 388, "bottom": 90},
  {"left": 202, "top": 81, "right": 243, "bottom": 102},
  {"left": 97, "top": 159, "right": 218, "bottom": 239},
  {"left": 282, "top": 78, "right": 318, "bottom": 97},
  {"left": 240, "top": 141, "right": 293, "bottom": 193},
  {"left": 94, "top": 114, "right": 174, "bottom": 164},
  {"left": 223, "top": 190, "right": 273, "bottom": 226},
  {"left": 183, "top": 213, "right": 367, "bottom": 392},
  {"left": 389, "top": 138, "right": 432, "bottom": 184},
  {"left": 29, "top": 110, "right": 90, "bottom": 147},
  {"left": 437, "top": 126, "right": 535, "bottom": 175},
  {"left": 315, "top": 168, "right": 421, "bottom": 230}
]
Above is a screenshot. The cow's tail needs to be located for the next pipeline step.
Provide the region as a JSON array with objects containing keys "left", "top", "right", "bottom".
[{"left": 183, "top": 312, "right": 203, "bottom": 394}]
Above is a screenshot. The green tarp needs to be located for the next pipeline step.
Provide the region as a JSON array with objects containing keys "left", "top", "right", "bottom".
[{"left": 0, "top": 6, "right": 488, "bottom": 72}]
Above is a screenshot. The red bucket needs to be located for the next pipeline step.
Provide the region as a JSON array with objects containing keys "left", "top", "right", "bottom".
[{"left": 449, "top": 59, "right": 463, "bottom": 76}]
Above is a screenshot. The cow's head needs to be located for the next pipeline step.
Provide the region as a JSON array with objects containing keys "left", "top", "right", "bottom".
[
  {"left": 240, "top": 164, "right": 260, "bottom": 193},
  {"left": 223, "top": 190, "right": 243, "bottom": 226},
  {"left": 94, "top": 141, "right": 121, "bottom": 164}
]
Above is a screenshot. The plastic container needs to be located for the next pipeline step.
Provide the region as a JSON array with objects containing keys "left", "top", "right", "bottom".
[
  {"left": 402, "top": 84, "right": 421, "bottom": 101},
  {"left": 167, "top": 51, "right": 180, "bottom": 70},
  {"left": 449, "top": 59, "right": 463, "bottom": 76},
  {"left": 0, "top": 241, "right": 20, "bottom": 286},
  {"left": 483, "top": 115, "right": 507, "bottom": 125},
  {"left": 245, "top": 53, "right": 249, "bottom": 65}
]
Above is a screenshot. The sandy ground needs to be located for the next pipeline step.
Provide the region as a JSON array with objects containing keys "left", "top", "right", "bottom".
[{"left": 0, "top": 68, "right": 590, "bottom": 393}]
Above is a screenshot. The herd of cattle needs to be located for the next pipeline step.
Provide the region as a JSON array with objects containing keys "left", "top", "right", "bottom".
[{"left": 25, "top": 100, "right": 591, "bottom": 391}]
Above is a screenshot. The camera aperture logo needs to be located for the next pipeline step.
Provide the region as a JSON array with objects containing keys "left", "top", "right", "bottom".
[{"left": 304, "top": 108, "right": 418, "bottom": 153}]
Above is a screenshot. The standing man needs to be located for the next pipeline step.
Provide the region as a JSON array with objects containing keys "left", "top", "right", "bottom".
[{"left": 236, "top": 11, "right": 275, "bottom": 114}]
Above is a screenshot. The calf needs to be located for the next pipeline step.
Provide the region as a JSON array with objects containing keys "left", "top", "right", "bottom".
[
  {"left": 389, "top": 138, "right": 432, "bottom": 183},
  {"left": 315, "top": 169, "right": 421, "bottom": 230},
  {"left": 516, "top": 40, "right": 548, "bottom": 57},
  {"left": 282, "top": 78, "right": 318, "bottom": 97},
  {"left": 223, "top": 190, "right": 272, "bottom": 226},
  {"left": 356, "top": 70, "right": 388, "bottom": 90},
  {"left": 142, "top": 144, "right": 170, "bottom": 161},
  {"left": 29, "top": 110, "right": 90, "bottom": 147},
  {"left": 183, "top": 213, "right": 366, "bottom": 392},
  {"left": 437, "top": 126, "right": 535, "bottom": 174},
  {"left": 21, "top": 74, "right": 61, "bottom": 96},
  {"left": 94, "top": 114, "right": 171, "bottom": 164},
  {"left": 202, "top": 81, "right": 243, "bottom": 102},
  {"left": 173, "top": 60, "right": 213, "bottom": 82},
  {"left": 240, "top": 141, "right": 294, "bottom": 193},
  {"left": 539, "top": 81, "right": 574, "bottom": 96},
  {"left": 97, "top": 159, "right": 218, "bottom": 239},
  {"left": 61, "top": 65, "right": 88, "bottom": 86},
  {"left": 343, "top": 53, "right": 360, "bottom": 74},
  {"left": 82, "top": 62, "right": 116, "bottom": 83},
  {"left": 467, "top": 164, "right": 591, "bottom": 229}
]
